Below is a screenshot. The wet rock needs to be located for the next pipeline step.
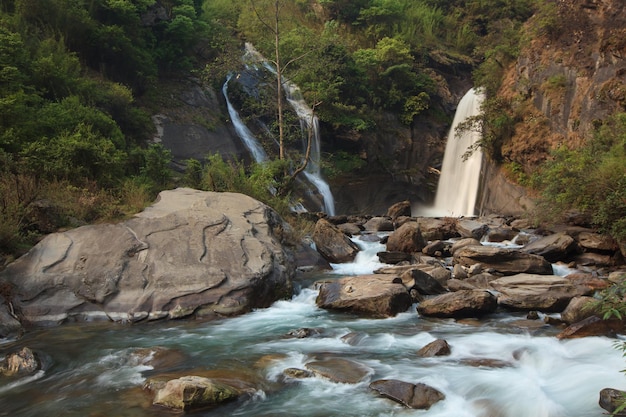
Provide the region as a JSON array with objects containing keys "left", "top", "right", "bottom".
[
  {"left": 450, "top": 238, "right": 482, "bottom": 255},
  {"left": 377, "top": 251, "right": 413, "bottom": 264},
  {"left": 490, "top": 274, "right": 592, "bottom": 312},
  {"left": 152, "top": 375, "right": 240, "bottom": 410},
  {"left": 363, "top": 216, "right": 394, "bottom": 232},
  {"left": 316, "top": 275, "right": 412, "bottom": 317},
  {"left": 560, "top": 296, "right": 599, "bottom": 324},
  {"left": 459, "top": 358, "right": 512, "bottom": 368},
  {"left": 305, "top": 358, "right": 370, "bottom": 384},
  {"left": 369, "top": 379, "right": 445, "bottom": 409},
  {"left": 337, "top": 223, "right": 362, "bottom": 236},
  {"left": 557, "top": 316, "right": 625, "bottom": 339},
  {"left": 0, "top": 347, "right": 40, "bottom": 376},
  {"left": 422, "top": 264, "right": 452, "bottom": 285},
  {"left": 447, "top": 278, "right": 476, "bottom": 291},
  {"left": 422, "top": 240, "right": 445, "bottom": 256},
  {"left": 454, "top": 245, "right": 553, "bottom": 276},
  {"left": 282, "top": 368, "right": 314, "bottom": 379},
  {"left": 456, "top": 219, "right": 488, "bottom": 240},
  {"left": 386, "top": 200, "right": 412, "bottom": 223},
  {"left": 312, "top": 218, "right": 361, "bottom": 263},
  {"left": 565, "top": 273, "right": 609, "bottom": 291},
  {"left": 401, "top": 268, "right": 447, "bottom": 295},
  {"left": 453, "top": 263, "right": 468, "bottom": 279},
  {"left": 416, "top": 218, "right": 459, "bottom": 241},
  {"left": 573, "top": 252, "right": 616, "bottom": 267},
  {"left": 340, "top": 332, "right": 368, "bottom": 346},
  {"left": 0, "top": 189, "right": 295, "bottom": 324},
  {"left": 386, "top": 222, "right": 426, "bottom": 253},
  {"left": 522, "top": 233, "right": 579, "bottom": 263},
  {"left": 417, "top": 290, "right": 497, "bottom": 318},
  {"left": 577, "top": 232, "right": 618, "bottom": 252},
  {"left": 285, "top": 327, "right": 323, "bottom": 339},
  {"left": 417, "top": 339, "right": 451, "bottom": 357},
  {"left": 487, "top": 226, "right": 519, "bottom": 243},
  {"left": 599, "top": 388, "right": 626, "bottom": 416},
  {"left": 294, "top": 240, "right": 332, "bottom": 272}
]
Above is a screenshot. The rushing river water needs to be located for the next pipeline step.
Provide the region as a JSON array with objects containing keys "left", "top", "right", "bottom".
[{"left": 1, "top": 239, "right": 625, "bottom": 417}]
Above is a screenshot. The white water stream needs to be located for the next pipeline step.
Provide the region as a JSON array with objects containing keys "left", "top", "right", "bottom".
[
  {"left": 222, "top": 74, "right": 268, "bottom": 163},
  {"left": 1, "top": 237, "right": 624, "bottom": 417},
  {"left": 419, "top": 88, "right": 485, "bottom": 217},
  {"left": 242, "top": 43, "right": 336, "bottom": 215}
]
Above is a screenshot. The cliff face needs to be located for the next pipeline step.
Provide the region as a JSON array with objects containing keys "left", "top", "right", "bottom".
[
  {"left": 478, "top": 0, "right": 626, "bottom": 216},
  {"left": 500, "top": 0, "right": 626, "bottom": 170}
]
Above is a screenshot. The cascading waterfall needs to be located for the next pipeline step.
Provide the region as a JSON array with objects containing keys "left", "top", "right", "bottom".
[
  {"left": 243, "top": 43, "right": 336, "bottom": 215},
  {"left": 283, "top": 83, "right": 336, "bottom": 215},
  {"left": 422, "top": 88, "right": 485, "bottom": 217},
  {"left": 222, "top": 74, "right": 268, "bottom": 163}
]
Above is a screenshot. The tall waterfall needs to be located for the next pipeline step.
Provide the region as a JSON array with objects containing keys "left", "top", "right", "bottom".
[
  {"left": 425, "top": 88, "right": 485, "bottom": 217},
  {"left": 222, "top": 74, "right": 268, "bottom": 163},
  {"left": 243, "top": 43, "right": 336, "bottom": 215}
]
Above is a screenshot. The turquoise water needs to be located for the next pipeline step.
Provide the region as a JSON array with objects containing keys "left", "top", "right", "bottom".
[{"left": 1, "top": 239, "right": 624, "bottom": 417}]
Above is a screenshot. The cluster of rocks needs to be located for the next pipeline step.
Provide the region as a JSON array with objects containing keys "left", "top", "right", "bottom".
[
  {"left": 1, "top": 195, "right": 625, "bottom": 414},
  {"left": 309, "top": 200, "right": 626, "bottom": 414}
]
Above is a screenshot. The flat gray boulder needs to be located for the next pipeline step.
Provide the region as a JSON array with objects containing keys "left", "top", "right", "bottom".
[
  {"left": 315, "top": 275, "right": 412, "bottom": 317},
  {"left": 489, "top": 274, "right": 591, "bottom": 312},
  {"left": 522, "top": 232, "right": 579, "bottom": 262},
  {"left": 0, "top": 189, "right": 294, "bottom": 325},
  {"left": 417, "top": 290, "right": 497, "bottom": 318},
  {"left": 370, "top": 379, "right": 445, "bottom": 409},
  {"left": 454, "top": 245, "right": 553, "bottom": 275}
]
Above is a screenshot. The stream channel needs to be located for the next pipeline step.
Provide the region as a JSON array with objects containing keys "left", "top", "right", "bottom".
[{"left": 1, "top": 237, "right": 624, "bottom": 417}]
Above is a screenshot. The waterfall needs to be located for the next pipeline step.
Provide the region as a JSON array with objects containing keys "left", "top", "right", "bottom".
[
  {"left": 283, "top": 84, "right": 336, "bottom": 216},
  {"left": 243, "top": 43, "right": 336, "bottom": 215},
  {"left": 222, "top": 74, "right": 268, "bottom": 163},
  {"left": 422, "top": 88, "right": 485, "bottom": 217}
]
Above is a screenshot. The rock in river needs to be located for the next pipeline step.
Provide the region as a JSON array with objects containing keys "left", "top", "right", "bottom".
[{"left": 0, "top": 189, "right": 295, "bottom": 325}]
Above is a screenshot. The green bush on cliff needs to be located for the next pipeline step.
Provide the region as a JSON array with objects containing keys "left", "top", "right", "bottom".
[{"left": 533, "top": 113, "right": 626, "bottom": 242}]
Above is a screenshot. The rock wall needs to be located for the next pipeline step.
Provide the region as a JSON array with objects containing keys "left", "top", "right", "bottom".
[{"left": 500, "top": 0, "right": 626, "bottom": 171}]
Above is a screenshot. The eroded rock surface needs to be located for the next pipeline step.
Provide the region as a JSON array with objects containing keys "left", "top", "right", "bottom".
[{"left": 0, "top": 189, "right": 294, "bottom": 325}]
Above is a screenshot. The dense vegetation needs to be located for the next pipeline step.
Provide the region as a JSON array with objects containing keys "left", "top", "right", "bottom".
[{"left": 0, "top": 0, "right": 623, "bottom": 260}]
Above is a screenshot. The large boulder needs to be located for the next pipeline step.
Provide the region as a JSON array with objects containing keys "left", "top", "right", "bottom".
[
  {"left": 0, "top": 189, "right": 294, "bottom": 325},
  {"left": 386, "top": 200, "right": 412, "bottom": 223},
  {"left": 417, "top": 290, "right": 497, "bottom": 318},
  {"left": 369, "top": 380, "right": 445, "bottom": 409},
  {"left": 152, "top": 376, "right": 240, "bottom": 410},
  {"left": 305, "top": 358, "right": 371, "bottom": 384},
  {"left": 386, "top": 223, "right": 426, "bottom": 254},
  {"left": 489, "top": 274, "right": 591, "bottom": 312},
  {"left": 522, "top": 233, "right": 579, "bottom": 262},
  {"left": 316, "top": 275, "right": 412, "bottom": 317},
  {"left": 456, "top": 219, "right": 488, "bottom": 240},
  {"left": 312, "top": 218, "right": 361, "bottom": 263},
  {"left": 454, "top": 245, "right": 553, "bottom": 275},
  {"left": 400, "top": 268, "right": 447, "bottom": 295}
]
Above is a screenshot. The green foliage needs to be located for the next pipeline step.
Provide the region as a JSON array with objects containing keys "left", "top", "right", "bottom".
[
  {"left": 199, "top": 154, "right": 292, "bottom": 216},
  {"left": 140, "top": 143, "right": 173, "bottom": 191},
  {"left": 323, "top": 151, "right": 366, "bottom": 179},
  {"left": 533, "top": 113, "right": 626, "bottom": 242}
]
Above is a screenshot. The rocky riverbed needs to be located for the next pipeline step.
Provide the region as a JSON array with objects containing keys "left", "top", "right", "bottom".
[{"left": 1, "top": 194, "right": 625, "bottom": 416}]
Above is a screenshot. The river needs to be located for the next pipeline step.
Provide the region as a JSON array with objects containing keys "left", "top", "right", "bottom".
[{"left": 1, "top": 238, "right": 624, "bottom": 417}]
